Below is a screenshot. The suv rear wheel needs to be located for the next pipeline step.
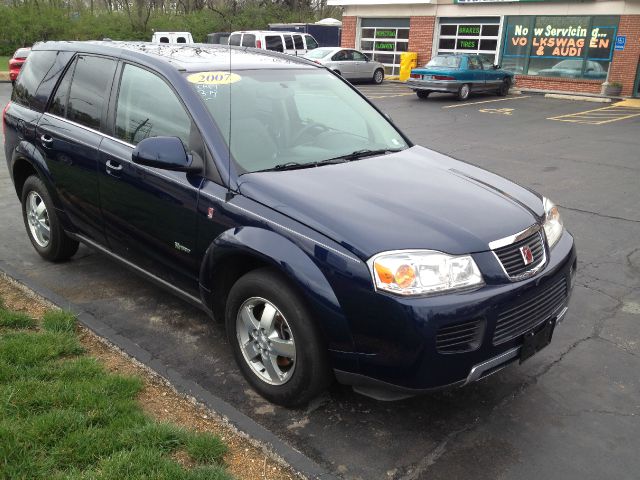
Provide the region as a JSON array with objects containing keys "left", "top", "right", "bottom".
[
  {"left": 225, "top": 267, "right": 331, "bottom": 407},
  {"left": 21, "top": 175, "right": 79, "bottom": 261}
]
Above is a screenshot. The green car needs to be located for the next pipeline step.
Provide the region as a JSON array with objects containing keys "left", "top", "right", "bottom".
[{"left": 407, "top": 54, "right": 514, "bottom": 101}]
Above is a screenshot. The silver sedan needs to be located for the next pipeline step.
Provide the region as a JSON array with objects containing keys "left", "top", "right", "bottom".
[{"left": 304, "top": 47, "right": 385, "bottom": 84}]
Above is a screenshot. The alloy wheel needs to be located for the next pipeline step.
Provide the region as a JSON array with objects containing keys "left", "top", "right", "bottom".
[
  {"left": 26, "top": 191, "right": 50, "bottom": 248},
  {"left": 236, "top": 297, "right": 296, "bottom": 385}
]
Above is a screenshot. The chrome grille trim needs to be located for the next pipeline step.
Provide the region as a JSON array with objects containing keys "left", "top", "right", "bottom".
[
  {"left": 491, "top": 226, "right": 547, "bottom": 281},
  {"left": 493, "top": 278, "right": 568, "bottom": 346}
]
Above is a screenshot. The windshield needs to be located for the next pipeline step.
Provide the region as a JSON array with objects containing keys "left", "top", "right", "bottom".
[
  {"left": 304, "top": 48, "right": 334, "bottom": 59},
  {"left": 186, "top": 69, "right": 408, "bottom": 173},
  {"left": 426, "top": 56, "right": 460, "bottom": 69}
]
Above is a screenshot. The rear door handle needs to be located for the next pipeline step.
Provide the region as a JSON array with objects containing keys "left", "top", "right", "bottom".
[
  {"left": 106, "top": 160, "right": 123, "bottom": 173},
  {"left": 40, "top": 134, "right": 53, "bottom": 147}
]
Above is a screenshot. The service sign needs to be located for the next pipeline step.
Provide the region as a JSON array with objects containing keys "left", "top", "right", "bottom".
[{"left": 505, "top": 22, "right": 616, "bottom": 60}]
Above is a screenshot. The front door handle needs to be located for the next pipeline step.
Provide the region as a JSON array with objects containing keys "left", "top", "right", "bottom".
[
  {"left": 40, "top": 134, "right": 53, "bottom": 147},
  {"left": 105, "top": 160, "right": 123, "bottom": 176},
  {"left": 106, "top": 160, "right": 123, "bottom": 171}
]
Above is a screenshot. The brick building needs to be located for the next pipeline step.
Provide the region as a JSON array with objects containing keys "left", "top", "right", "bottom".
[{"left": 329, "top": 0, "right": 640, "bottom": 97}]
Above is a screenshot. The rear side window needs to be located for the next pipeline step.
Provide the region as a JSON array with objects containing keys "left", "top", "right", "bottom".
[
  {"left": 115, "top": 64, "right": 191, "bottom": 146},
  {"left": 284, "top": 35, "right": 294, "bottom": 50},
  {"left": 265, "top": 35, "right": 284, "bottom": 52},
  {"left": 293, "top": 35, "right": 304, "bottom": 50},
  {"left": 305, "top": 35, "right": 318, "bottom": 49},
  {"left": 160, "top": 37, "right": 169, "bottom": 43},
  {"left": 176, "top": 36, "right": 186, "bottom": 43},
  {"left": 66, "top": 56, "right": 117, "bottom": 130},
  {"left": 28, "top": 50, "right": 74, "bottom": 113},
  {"left": 48, "top": 58, "right": 75, "bottom": 117},
  {"left": 12, "top": 50, "right": 57, "bottom": 110},
  {"left": 229, "top": 34, "right": 241, "bottom": 46},
  {"left": 242, "top": 34, "right": 256, "bottom": 48}
]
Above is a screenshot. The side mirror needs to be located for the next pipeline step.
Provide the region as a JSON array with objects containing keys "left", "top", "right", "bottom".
[
  {"left": 132, "top": 136, "right": 199, "bottom": 172},
  {"left": 493, "top": 64, "right": 500, "bottom": 70}
]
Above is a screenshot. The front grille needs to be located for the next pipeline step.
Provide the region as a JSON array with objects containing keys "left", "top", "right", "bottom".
[
  {"left": 494, "top": 230, "right": 545, "bottom": 278},
  {"left": 436, "top": 318, "right": 484, "bottom": 353},
  {"left": 493, "top": 278, "right": 568, "bottom": 345}
]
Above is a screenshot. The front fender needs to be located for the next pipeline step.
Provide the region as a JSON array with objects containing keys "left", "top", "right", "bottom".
[{"left": 200, "top": 226, "right": 356, "bottom": 354}]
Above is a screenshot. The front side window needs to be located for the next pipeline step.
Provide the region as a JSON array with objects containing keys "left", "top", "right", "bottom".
[
  {"left": 467, "top": 56, "right": 481, "bottom": 70},
  {"left": 115, "top": 64, "right": 191, "bottom": 146},
  {"left": 66, "top": 55, "right": 116, "bottom": 130},
  {"left": 293, "top": 35, "right": 304, "bottom": 50},
  {"left": 305, "top": 35, "right": 318, "bottom": 50},
  {"left": 352, "top": 51, "right": 367, "bottom": 61},
  {"left": 187, "top": 69, "right": 408, "bottom": 173},
  {"left": 265, "top": 36, "right": 284, "bottom": 52}
]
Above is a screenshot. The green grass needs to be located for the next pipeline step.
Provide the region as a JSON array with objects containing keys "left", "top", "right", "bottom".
[
  {"left": 0, "top": 56, "right": 10, "bottom": 71},
  {"left": 0, "top": 302, "right": 232, "bottom": 480}
]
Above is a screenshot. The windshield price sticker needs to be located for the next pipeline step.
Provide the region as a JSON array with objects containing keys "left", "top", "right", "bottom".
[{"left": 187, "top": 72, "right": 241, "bottom": 85}]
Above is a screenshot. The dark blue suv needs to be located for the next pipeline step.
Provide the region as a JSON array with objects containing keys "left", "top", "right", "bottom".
[{"left": 4, "top": 42, "right": 576, "bottom": 406}]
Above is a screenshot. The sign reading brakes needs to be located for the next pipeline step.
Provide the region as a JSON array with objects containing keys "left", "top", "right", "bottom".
[{"left": 187, "top": 72, "right": 241, "bottom": 85}]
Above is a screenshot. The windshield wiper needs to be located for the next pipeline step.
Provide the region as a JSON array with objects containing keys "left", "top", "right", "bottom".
[
  {"left": 327, "top": 148, "right": 404, "bottom": 162},
  {"left": 258, "top": 157, "right": 350, "bottom": 172}
]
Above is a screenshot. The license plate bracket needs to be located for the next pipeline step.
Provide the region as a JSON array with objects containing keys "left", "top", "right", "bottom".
[{"left": 519, "top": 319, "right": 555, "bottom": 363}]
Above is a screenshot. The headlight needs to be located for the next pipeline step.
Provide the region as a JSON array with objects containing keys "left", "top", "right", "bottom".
[
  {"left": 542, "top": 197, "right": 563, "bottom": 248},
  {"left": 368, "top": 250, "right": 484, "bottom": 296}
]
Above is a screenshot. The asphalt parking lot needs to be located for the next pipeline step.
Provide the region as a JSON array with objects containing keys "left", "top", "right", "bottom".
[{"left": 1, "top": 81, "right": 640, "bottom": 480}]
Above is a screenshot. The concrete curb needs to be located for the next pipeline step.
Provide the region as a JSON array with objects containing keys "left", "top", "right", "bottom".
[
  {"left": 0, "top": 259, "right": 340, "bottom": 480},
  {"left": 544, "top": 93, "right": 612, "bottom": 103}
]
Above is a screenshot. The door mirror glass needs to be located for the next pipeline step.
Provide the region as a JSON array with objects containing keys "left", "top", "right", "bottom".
[
  {"left": 132, "top": 136, "right": 198, "bottom": 172},
  {"left": 493, "top": 64, "right": 500, "bottom": 69}
]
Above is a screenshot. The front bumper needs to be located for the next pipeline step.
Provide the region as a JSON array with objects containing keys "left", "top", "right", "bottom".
[
  {"left": 406, "top": 79, "right": 461, "bottom": 93},
  {"left": 333, "top": 230, "right": 576, "bottom": 392}
]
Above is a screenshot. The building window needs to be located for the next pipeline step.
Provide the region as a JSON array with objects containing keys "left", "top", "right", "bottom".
[
  {"left": 437, "top": 18, "right": 501, "bottom": 64},
  {"left": 501, "top": 15, "right": 619, "bottom": 80},
  {"left": 359, "top": 18, "right": 410, "bottom": 76}
]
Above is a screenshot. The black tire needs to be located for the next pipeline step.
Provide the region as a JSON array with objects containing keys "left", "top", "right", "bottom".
[
  {"left": 372, "top": 68, "right": 384, "bottom": 85},
  {"left": 21, "top": 175, "right": 79, "bottom": 262},
  {"left": 497, "top": 79, "right": 510, "bottom": 97},
  {"left": 225, "top": 267, "right": 331, "bottom": 407},
  {"left": 416, "top": 90, "right": 430, "bottom": 99},
  {"left": 457, "top": 83, "right": 471, "bottom": 101}
]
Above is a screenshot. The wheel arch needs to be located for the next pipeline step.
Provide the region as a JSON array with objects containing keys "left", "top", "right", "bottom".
[{"left": 199, "top": 226, "right": 355, "bottom": 352}]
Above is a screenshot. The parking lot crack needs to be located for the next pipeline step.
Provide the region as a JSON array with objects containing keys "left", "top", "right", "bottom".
[
  {"left": 558, "top": 205, "right": 640, "bottom": 225},
  {"left": 397, "top": 421, "right": 480, "bottom": 480}
]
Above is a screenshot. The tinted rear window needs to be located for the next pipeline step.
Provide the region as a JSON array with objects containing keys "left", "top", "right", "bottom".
[
  {"left": 293, "top": 35, "right": 304, "bottom": 50},
  {"left": 229, "top": 34, "right": 241, "bottom": 46},
  {"left": 12, "top": 50, "right": 57, "bottom": 110},
  {"left": 242, "top": 34, "right": 256, "bottom": 48},
  {"left": 265, "top": 35, "right": 284, "bottom": 52},
  {"left": 284, "top": 35, "right": 294, "bottom": 50},
  {"left": 66, "top": 56, "right": 117, "bottom": 130}
]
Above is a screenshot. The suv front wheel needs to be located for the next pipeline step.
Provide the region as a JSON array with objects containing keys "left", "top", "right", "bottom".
[
  {"left": 225, "top": 267, "right": 331, "bottom": 407},
  {"left": 21, "top": 175, "right": 79, "bottom": 261}
]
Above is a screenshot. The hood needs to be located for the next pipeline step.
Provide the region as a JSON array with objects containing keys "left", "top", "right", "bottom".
[{"left": 238, "top": 146, "right": 544, "bottom": 260}]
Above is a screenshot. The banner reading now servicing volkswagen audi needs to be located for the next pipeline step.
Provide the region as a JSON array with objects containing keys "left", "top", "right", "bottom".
[{"left": 500, "top": 15, "right": 619, "bottom": 78}]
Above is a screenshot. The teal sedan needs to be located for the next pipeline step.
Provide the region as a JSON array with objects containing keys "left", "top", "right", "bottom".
[{"left": 407, "top": 54, "right": 514, "bottom": 101}]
